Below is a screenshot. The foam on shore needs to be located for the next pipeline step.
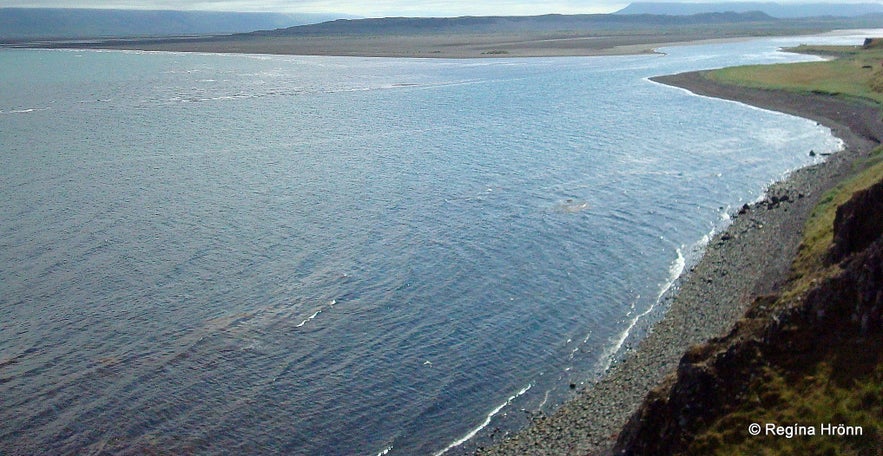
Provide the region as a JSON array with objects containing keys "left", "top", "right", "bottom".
[{"left": 435, "top": 384, "right": 532, "bottom": 456}]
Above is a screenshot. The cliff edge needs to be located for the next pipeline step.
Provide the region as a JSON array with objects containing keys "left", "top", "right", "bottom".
[{"left": 615, "top": 178, "right": 883, "bottom": 455}]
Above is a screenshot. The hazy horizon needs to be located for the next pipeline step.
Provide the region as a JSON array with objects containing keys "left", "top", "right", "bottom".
[{"left": 1, "top": 0, "right": 866, "bottom": 18}]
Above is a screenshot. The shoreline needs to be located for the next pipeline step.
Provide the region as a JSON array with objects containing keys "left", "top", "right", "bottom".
[
  {"left": 2, "top": 34, "right": 780, "bottom": 59},
  {"left": 474, "top": 72, "right": 882, "bottom": 455}
]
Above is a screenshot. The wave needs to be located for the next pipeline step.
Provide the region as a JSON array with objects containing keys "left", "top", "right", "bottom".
[
  {"left": 295, "top": 306, "right": 327, "bottom": 328},
  {"left": 167, "top": 93, "right": 253, "bottom": 103},
  {"left": 433, "top": 383, "right": 532, "bottom": 456},
  {"left": 1, "top": 107, "right": 49, "bottom": 115},
  {"left": 139, "top": 77, "right": 487, "bottom": 107},
  {"left": 567, "top": 331, "right": 593, "bottom": 361},
  {"left": 600, "top": 245, "right": 687, "bottom": 372},
  {"left": 645, "top": 75, "right": 843, "bottom": 155},
  {"left": 596, "top": 197, "right": 748, "bottom": 374}
]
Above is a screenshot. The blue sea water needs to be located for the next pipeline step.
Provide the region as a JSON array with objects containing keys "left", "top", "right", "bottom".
[{"left": 0, "top": 32, "right": 872, "bottom": 455}]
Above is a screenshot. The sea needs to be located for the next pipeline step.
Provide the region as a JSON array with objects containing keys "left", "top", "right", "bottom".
[{"left": 0, "top": 31, "right": 875, "bottom": 455}]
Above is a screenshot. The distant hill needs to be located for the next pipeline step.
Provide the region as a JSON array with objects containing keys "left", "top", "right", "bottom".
[
  {"left": 0, "top": 8, "right": 353, "bottom": 40},
  {"left": 616, "top": 2, "right": 883, "bottom": 18},
  {"left": 251, "top": 11, "right": 778, "bottom": 37}
]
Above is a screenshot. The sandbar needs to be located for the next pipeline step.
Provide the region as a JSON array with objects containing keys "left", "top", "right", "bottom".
[{"left": 14, "top": 32, "right": 763, "bottom": 58}]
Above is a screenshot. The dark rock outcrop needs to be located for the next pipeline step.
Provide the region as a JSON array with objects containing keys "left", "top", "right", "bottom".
[
  {"left": 828, "top": 180, "right": 883, "bottom": 264},
  {"left": 614, "top": 178, "right": 883, "bottom": 455}
]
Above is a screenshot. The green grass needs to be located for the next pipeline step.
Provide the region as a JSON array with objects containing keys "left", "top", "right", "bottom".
[
  {"left": 685, "top": 148, "right": 883, "bottom": 456},
  {"left": 708, "top": 44, "right": 883, "bottom": 104},
  {"left": 707, "top": 43, "right": 883, "bottom": 293},
  {"left": 691, "top": 360, "right": 883, "bottom": 456},
  {"left": 788, "top": 149, "right": 883, "bottom": 295},
  {"left": 685, "top": 42, "right": 883, "bottom": 456},
  {"left": 708, "top": 155, "right": 883, "bottom": 455}
]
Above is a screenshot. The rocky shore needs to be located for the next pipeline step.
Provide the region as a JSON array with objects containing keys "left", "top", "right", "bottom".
[
  {"left": 614, "top": 178, "right": 883, "bottom": 454},
  {"left": 475, "top": 71, "right": 882, "bottom": 455}
]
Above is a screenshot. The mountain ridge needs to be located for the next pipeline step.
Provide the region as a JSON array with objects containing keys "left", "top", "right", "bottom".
[
  {"left": 248, "top": 11, "right": 778, "bottom": 37},
  {"left": 0, "top": 8, "right": 351, "bottom": 40},
  {"left": 616, "top": 2, "right": 883, "bottom": 18}
]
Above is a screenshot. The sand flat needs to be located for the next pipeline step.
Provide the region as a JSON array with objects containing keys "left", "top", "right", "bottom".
[{"left": 20, "top": 32, "right": 757, "bottom": 58}]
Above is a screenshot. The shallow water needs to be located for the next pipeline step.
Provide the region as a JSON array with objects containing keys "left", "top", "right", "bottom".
[{"left": 0, "top": 32, "right": 869, "bottom": 455}]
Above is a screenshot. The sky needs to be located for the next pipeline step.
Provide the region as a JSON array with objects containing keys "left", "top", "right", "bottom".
[
  {"left": 0, "top": 0, "right": 667, "bottom": 16},
  {"left": 0, "top": 0, "right": 860, "bottom": 17}
]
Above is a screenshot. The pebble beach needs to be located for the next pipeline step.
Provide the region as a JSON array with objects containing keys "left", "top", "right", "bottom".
[{"left": 474, "top": 70, "right": 883, "bottom": 455}]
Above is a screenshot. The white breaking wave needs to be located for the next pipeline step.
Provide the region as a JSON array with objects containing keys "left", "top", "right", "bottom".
[
  {"left": 433, "top": 384, "right": 532, "bottom": 456},
  {"left": 601, "top": 245, "right": 687, "bottom": 372},
  {"left": 1, "top": 107, "right": 49, "bottom": 114},
  {"left": 295, "top": 300, "right": 335, "bottom": 328},
  {"left": 374, "top": 444, "right": 393, "bottom": 456},
  {"left": 295, "top": 310, "right": 322, "bottom": 328}
]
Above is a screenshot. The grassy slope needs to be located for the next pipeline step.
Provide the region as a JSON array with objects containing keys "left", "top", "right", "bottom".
[
  {"left": 687, "top": 42, "right": 883, "bottom": 456},
  {"left": 692, "top": 156, "right": 883, "bottom": 456},
  {"left": 792, "top": 149, "right": 883, "bottom": 290},
  {"left": 710, "top": 41, "right": 883, "bottom": 104}
]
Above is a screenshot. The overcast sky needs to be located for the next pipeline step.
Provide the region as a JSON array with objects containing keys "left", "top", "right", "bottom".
[{"left": 0, "top": 0, "right": 851, "bottom": 16}]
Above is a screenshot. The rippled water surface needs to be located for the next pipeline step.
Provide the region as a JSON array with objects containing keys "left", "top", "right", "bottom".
[{"left": 0, "top": 33, "right": 867, "bottom": 455}]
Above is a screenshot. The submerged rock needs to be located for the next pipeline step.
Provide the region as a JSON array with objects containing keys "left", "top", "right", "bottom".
[{"left": 554, "top": 198, "right": 590, "bottom": 214}]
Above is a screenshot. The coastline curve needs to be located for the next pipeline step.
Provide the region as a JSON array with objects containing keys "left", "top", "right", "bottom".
[{"left": 474, "top": 70, "right": 882, "bottom": 455}]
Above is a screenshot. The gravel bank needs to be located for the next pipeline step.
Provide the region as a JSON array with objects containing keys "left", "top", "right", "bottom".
[{"left": 473, "top": 70, "right": 882, "bottom": 456}]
